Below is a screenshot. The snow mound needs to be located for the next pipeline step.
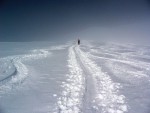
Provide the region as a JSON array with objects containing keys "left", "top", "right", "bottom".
[
  {"left": 0, "top": 59, "right": 17, "bottom": 82},
  {"left": 0, "top": 49, "right": 50, "bottom": 95}
]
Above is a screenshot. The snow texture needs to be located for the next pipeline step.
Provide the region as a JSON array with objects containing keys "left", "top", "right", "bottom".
[{"left": 0, "top": 41, "right": 150, "bottom": 113}]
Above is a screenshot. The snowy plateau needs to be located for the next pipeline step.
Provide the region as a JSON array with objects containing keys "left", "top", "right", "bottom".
[{"left": 0, "top": 41, "right": 150, "bottom": 113}]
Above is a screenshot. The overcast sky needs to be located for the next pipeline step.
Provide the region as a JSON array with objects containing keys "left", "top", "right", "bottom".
[{"left": 0, "top": 0, "right": 150, "bottom": 44}]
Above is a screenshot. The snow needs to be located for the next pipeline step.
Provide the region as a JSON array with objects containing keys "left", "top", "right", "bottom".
[
  {"left": 0, "top": 41, "right": 150, "bottom": 113},
  {"left": 55, "top": 46, "right": 84, "bottom": 113}
]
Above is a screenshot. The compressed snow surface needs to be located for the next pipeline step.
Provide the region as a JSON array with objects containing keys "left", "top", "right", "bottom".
[{"left": 0, "top": 41, "right": 150, "bottom": 113}]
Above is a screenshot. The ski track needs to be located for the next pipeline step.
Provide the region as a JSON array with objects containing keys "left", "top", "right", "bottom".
[
  {"left": 2, "top": 43, "right": 150, "bottom": 113},
  {"left": 56, "top": 45, "right": 128, "bottom": 113},
  {"left": 55, "top": 46, "right": 84, "bottom": 113},
  {"left": 76, "top": 46, "right": 128, "bottom": 113},
  {"left": 89, "top": 46, "right": 150, "bottom": 72},
  {"left": 0, "top": 49, "right": 50, "bottom": 95},
  {"left": 87, "top": 48, "right": 150, "bottom": 85},
  {"left": 88, "top": 53, "right": 149, "bottom": 78}
]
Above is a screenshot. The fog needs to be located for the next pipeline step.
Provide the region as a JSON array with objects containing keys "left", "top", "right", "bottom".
[
  {"left": 79, "top": 18, "right": 150, "bottom": 45},
  {"left": 0, "top": 0, "right": 150, "bottom": 44}
]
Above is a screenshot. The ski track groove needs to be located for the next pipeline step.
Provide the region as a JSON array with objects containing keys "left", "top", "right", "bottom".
[
  {"left": 56, "top": 46, "right": 84, "bottom": 113},
  {"left": 74, "top": 46, "right": 98, "bottom": 113},
  {"left": 88, "top": 53, "right": 149, "bottom": 78},
  {"left": 56, "top": 45, "right": 128, "bottom": 113},
  {"left": 75, "top": 46, "right": 128, "bottom": 113}
]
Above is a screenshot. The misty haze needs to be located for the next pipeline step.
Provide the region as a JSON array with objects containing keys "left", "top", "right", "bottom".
[{"left": 0, "top": 0, "right": 150, "bottom": 113}]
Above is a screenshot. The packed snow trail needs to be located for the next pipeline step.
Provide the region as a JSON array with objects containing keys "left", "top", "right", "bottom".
[
  {"left": 1, "top": 42, "right": 150, "bottom": 113},
  {"left": 79, "top": 42, "right": 150, "bottom": 113},
  {"left": 56, "top": 46, "right": 84, "bottom": 113},
  {"left": 75, "top": 46, "right": 128, "bottom": 113},
  {"left": 56, "top": 45, "right": 127, "bottom": 113},
  {"left": 74, "top": 46, "right": 98, "bottom": 113}
]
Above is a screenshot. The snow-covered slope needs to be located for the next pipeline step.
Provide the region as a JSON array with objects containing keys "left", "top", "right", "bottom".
[{"left": 0, "top": 41, "right": 150, "bottom": 113}]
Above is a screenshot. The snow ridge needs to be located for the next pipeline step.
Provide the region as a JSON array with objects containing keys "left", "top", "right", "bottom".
[
  {"left": 76, "top": 46, "right": 128, "bottom": 113},
  {"left": 0, "top": 49, "right": 50, "bottom": 95},
  {"left": 56, "top": 46, "right": 84, "bottom": 113}
]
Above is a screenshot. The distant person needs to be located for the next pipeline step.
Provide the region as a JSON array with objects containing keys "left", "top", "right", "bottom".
[{"left": 78, "top": 39, "right": 80, "bottom": 45}]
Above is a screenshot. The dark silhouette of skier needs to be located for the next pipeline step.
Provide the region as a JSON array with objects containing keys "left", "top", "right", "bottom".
[{"left": 78, "top": 39, "right": 80, "bottom": 45}]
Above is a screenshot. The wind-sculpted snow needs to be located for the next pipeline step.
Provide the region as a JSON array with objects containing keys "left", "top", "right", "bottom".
[
  {"left": 87, "top": 44, "right": 150, "bottom": 84},
  {"left": 0, "top": 60, "right": 16, "bottom": 82},
  {"left": 89, "top": 54, "right": 149, "bottom": 79},
  {"left": 0, "top": 57, "right": 28, "bottom": 95},
  {"left": 79, "top": 42, "right": 150, "bottom": 113},
  {"left": 76, "top": 46, "right": 128, "bottom": 113},
  {"left": 49, "top": 45, "right": 69, "bottom": 50},
  {"left": 0, "top": 49, "right": 50, "bottom": 95},
  {"left": 56, "top": 46, "right": 84, "bottom": 113},
  {"left": 1, "top": 42, "right": 150, "bottom": 113}
]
